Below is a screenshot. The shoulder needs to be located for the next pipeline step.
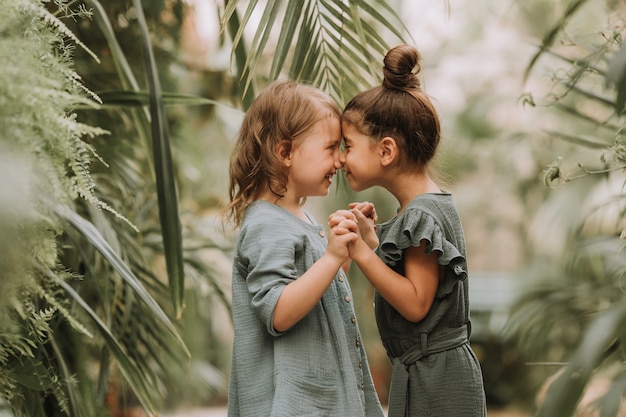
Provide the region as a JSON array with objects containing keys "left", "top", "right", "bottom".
[
  {"left": 402, "top": 193, "right": 462, "bottom": 231},
  {"left": 376, "top": 193, "right": 465, "bottom": 264},
  {"left": 379, "top": 193, "right": 452, "bottom": 231},
  {"left": 407, "top": 192, "right": 456, "bottom": 214}
]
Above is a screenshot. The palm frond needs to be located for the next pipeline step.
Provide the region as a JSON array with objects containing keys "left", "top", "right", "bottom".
[
  {"left": 54, "top": 204, "right": 187, "bottom": 349},
  {"left": 49, "top": 270, "right": 162, "bottom": 415},
  {"left": 222, "top": 0, "right": 411, "bottom": 105},
  {"left": 133, "top": 0, "right": 186, "bottom": 319},
  {"left": 85, "top": 90, "right": 231, "bottom": 109},
  {"left": 223, "top": 0, "right": 256, "bottom": 108},
  {"left": 83, "top": 0, "right": 154, "bottom": 172},
  {"left": 537, "top": 301, "right": 626, "bottom": 417},
  {"left": 523, "top": 0, "right": 591, "bottom": 83}
]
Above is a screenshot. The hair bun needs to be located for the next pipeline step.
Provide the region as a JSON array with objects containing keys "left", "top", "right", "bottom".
[{"left": 382, "top": 44, "right": 421, "bottom": 91}]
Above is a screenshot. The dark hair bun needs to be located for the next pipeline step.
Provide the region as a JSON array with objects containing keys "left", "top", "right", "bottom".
[{"left": 382, "top": 44, "right": 421, "bottom": 91}]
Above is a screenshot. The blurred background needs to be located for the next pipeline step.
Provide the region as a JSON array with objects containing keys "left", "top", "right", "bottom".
[{"left": 2, "top": 0, "right": 626, "bottom": 416}]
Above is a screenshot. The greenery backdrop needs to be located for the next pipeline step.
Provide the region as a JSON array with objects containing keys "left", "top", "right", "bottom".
[{"left": 3, "top": 0, "right": 626, "bottom": 416}]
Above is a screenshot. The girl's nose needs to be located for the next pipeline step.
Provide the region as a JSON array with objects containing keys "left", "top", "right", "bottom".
[
  {"left": 336, "top": 149, "right": 345, "bottom": 166},
  {"left": 335, "top": 152, "right": 345, "bottom": 169}
]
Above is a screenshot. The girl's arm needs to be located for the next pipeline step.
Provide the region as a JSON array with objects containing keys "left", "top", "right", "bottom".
[
  {"left": 272, "top": 218, "right": 357, "bottom": 332},
  {"left": 349, "top": 237, "right": 439, "bottom": 323}
]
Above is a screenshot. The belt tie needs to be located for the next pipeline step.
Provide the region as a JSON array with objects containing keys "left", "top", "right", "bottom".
[{"left": 387, "top": 326, "right": 469, "bottom": 417}]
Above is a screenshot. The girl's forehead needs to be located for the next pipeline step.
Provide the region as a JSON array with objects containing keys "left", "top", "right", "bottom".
[
  {"left": 297, "top": 116, "right": 340, "bottom": 143},
  {"left": 341, "top": 121, "right": 359, "bottom": 138}
]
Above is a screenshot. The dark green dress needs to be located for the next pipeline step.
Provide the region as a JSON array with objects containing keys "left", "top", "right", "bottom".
[{"left": 374, "top": 193, "right": 486, "bottom": 417}]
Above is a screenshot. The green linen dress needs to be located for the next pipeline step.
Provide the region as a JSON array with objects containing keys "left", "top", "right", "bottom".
[
  {"left": 374, "top": 193, "right": 486, "bottom": 417},
  {"left": 228, "top": 201, "right": 384, "bottom": 417}
]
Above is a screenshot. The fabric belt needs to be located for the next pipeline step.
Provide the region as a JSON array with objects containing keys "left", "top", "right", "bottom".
[{"left": 387, "top": 326, "right": 469, "bottom": 417}]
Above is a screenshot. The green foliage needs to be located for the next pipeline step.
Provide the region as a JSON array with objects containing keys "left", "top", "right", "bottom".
[
  {"left": 0, "top": 0, "right": 194, "bottom": 416},
  {"left": 222, "top": 0, "right": 412, "bottom": 108},
  {"left": 0, "top": 0, "right": 109, "bottom": 412},
  {"left": 509, "top": 0, "right": 626, "bottom": 415},
  {"left": 0, "top": 0, "right": 425, "bottom": 415}
]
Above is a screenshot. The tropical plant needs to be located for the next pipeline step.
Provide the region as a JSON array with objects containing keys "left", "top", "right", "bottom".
[
  {"left": 0, "top": 0, "right": 198, "bottom": 415},
  {"left": 222, "top": 0, "right": 413, "bottom": 109},
  {"left": 505, "top": 0, "right": 626, "bottom": 415},
  {"left": 1, "top": 0, "right": 415, "bottom": 416}
]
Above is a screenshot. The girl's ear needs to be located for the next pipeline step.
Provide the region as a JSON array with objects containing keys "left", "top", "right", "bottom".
[
  {"left": 379, "top": 137, "right": 398, "bottom": 166},
  {"left": 277, "top": 140, "right": 292, "bottom": 166}
]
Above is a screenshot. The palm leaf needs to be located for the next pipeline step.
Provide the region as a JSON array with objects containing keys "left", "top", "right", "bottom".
[
  {"left": 223, "top": 0, "right": 256, "bottom": 108},
  {"left": 523, "top": 0, "right": 591, "bottom": 83},
  {"left": 597, "top": 371, "right": 626, "bottom": 417},
  {"left": 92, "top": 90, "right": 230, "bottom": 109},
  {"left": 537, "top": 301, "right": 626, "bottom": 417},
  {"left": 132, "top": 0, "right": 185, "bottom": 319},
  {"left": 552, "top": 102, "right": 621, "bottom": 131},
  {"left": 268, "top": 0, "right": 301, "bottom": 80},
  {"left": 562, "top": 83, "right": 615, "bottom": 109},
  {"left": 240, "top": 0, "right": 284, "bottom": 97},
  {"left": 222, "top": 0, "right": 411, "bottom": 103},
  {"left": 54, "top": 205, "right": 187, "bottom": 349},
  {"left": 612, "top": 48, "right": 626, "bottom": 114},
  {"left": 83, "top": 0, "right": 154, "bottom": 172},
  {"left": 47, "top": 269, "right": 162, "bottom": 416},
  {"left": 349, "top": 0, "right": 410, "bottom": 41},
  {"left": 543, "top": 129, "right": 612, "bottom": 149}
]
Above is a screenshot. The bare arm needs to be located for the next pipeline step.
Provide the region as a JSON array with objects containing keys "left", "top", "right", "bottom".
[{"left": 349, "top": 238, "right": 439, "bottom": 322}]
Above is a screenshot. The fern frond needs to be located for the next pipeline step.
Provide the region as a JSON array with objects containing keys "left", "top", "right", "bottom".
[
  {"left": 21, "top": 1, "right": 100, "bottom": 63},
  {"left": 67, "top": 134, "right": 138, "bottom": 231},
  {"left": 34, "top": 281, "right": 93, "bottom": 338}
]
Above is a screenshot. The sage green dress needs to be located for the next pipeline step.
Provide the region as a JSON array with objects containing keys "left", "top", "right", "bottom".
[
  {"left": 228, "top": 201, "right": 384, "bottom": 417},
  {"left": 374, "top": 193, "right": 486, "bottom": 417}
]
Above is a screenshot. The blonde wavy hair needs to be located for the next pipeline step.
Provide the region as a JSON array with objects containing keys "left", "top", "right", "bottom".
[{"left": 223, "top": 80, "right": 341, "bottom": 228}]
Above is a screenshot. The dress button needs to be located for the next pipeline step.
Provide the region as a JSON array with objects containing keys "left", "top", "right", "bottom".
[
  {"left": 355, "top": 340, "right": 360, "bottom": 347},
  {"left": 361, "top": 383, "right": 365, "bottom": 390},
  {"left": 359, "top": 361, "right": 363, "bottom": 368},
  {"left": 338, "top": 275, "right": 344, "bottom": 282},
  {"left": 319, "top": 230, "right": 325, "bottom": 237},
  {"left": 344, "top": 295, "right": 351, "bottom": 302},
  {"left": 351, "top": 316, "right": 356, "bottom": 324}
]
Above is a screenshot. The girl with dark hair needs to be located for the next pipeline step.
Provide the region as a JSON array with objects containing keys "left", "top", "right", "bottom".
[{"left": 331, "top": 45, "right": 487, "bottom": 417}]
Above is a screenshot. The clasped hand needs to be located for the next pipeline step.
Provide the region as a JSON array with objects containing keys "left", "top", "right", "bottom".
[{"left": 328, "top": 202, "right": 379, "bottom": 259}]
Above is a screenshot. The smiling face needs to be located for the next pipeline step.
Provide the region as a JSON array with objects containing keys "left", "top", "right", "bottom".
[
  {"left": 286, "top": 115, "right": 342, "bottom": 199},
  {"left": 339, "top": 121, "right": 382, "bottom": 192}
]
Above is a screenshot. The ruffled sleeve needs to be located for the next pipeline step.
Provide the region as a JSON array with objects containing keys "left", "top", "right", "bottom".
[{"left": 376, "top": 206, "right": 467, "bottom": 297}]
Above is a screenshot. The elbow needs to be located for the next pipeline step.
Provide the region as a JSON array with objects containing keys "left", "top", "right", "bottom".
[
  {"left": 272, "top": 312, "right": 295, "bottom": 333},
  {"left": 402, "top": 311, "right": 427, "bottom": 323},
  {"left": 272, "top": 319, "right": 288, "bottom": 333},
  {"left": 400, "top": 304, "right": 431, "bottom": 323}
]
